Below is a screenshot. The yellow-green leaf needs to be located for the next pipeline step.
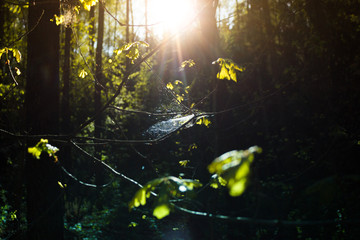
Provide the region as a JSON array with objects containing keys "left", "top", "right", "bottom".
[
  {"left": 228, "top": 178, "right": 248, "bottom": 197},
  {"left": 0, "top": 48, "right": 5, "bottom": 59},
  {"left": 166, "top": 82, "right": 174, "bottom": 90},
  {"left": 213, "top": 58, "right": 244, "bottom": 82},
  {"left": 181, "top": 59, "right": 195, "bottom": 68},
  {"left": 53, "top": 14, "right": 64, "bottom": 25},
  {"left": 128, "top": 222, "right": 138, "bottom": 227},
  {"left": 13, "top": 49, "right": 21, "bottom": 63},
  {"left": 28, "top": 146, "right": 42, "bottom": 159},
  {"left": 80, "top": 0, "right": 98, "bottom": 11},
  {"left": 176, "top": 95, "right": 184, "bottom": 102},
  {"left": 58, "top": 181, "right": 66, "bottom": 188},
  {"left": 218, "top": 65, "right": 230, "bottom": 80},
  {"left": 179, "top": 160, "right": 190, "bottom": 167},
  {"left": 15, "top": 67, "right": 21, "bottom": 75},
  {"left": 153, "top": 204, "right": 170, "bottom": 219},
  {"left": 208, "top": 147, "right": 261, "bottom": 197},
  {"left": 79, "top": 69, "right": 88, "bottom": 78}
]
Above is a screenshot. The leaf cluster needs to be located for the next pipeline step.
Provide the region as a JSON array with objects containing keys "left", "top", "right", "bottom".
[
  {"left": 129, "top": 176, "right": 202, "bottom": 219},
  {"left": 114, "top": 41, "right": 149, "bottom": 64},
  {"left": 27, "top": 139, "right": 59, "bottom": 162},
  {"left": 208, "top": 146, "right": 262, "bottom": 197},
  {"left": 0, "top": 48, "right": 21, "bottom": 63},
  {"left": 212, "top": 58, "right": 244, "bottom": 82}
]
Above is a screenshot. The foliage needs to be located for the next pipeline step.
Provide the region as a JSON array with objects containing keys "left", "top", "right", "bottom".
[
  {"left": 114, "top": 41, "right": 149, "bottom": 64},
  {"left": 212, "top": 58, "right": 244, "bottom": 82},
  {"left": 129, "top": 177, "right": 202, "bottom": 219},
  {"left": 28, "top": 139, "right": 59, "bottom": 162},
  {"left": 79, "top": 0, "right": 98, "bottom": 11},
  {"left": 208, "top": 146, "right": 262, "bottom": 196}
]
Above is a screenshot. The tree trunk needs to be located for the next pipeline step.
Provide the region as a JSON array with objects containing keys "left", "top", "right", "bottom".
[
  {"left": 0, "top": 0, "right": 5, "bottom": 46},
  {"left": 145, "top": 0, "right": 148, "bottom": 42},
  {"left": 25, "top": 0, "right": 63, "bottom": 238},
  {"left": 94, "top": 0, "right": 105, "bottom": 203},
  {"left": 61, "top": 25, "right": 72, "bottom": 170}
]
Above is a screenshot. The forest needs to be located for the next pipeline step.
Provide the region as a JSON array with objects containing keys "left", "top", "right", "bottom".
[{"left": 1, "top": 0, "right": 360, "bottom": 239}]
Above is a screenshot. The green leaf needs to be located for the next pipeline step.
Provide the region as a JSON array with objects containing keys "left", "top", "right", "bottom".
[
  {"left": 128, "top": 222, "right": 138, "bottom": 227},
  {"left": 28, "top": 146, "right": 42, "bottom": 159},
  {"left": 153, "top": 204, "right": 170, "bottom": 219},
  {"left": 115, "top": 41, "right": 149, "bottom": 63},
  {"left": 12, "top": 49, "right": 21, "bottom": 63},
  {"left": 208, "top": 146, "right": 261, "bottom": 197},
  {"left": 174, "top": 80, "right": 183, "bottom": 85},
  {"left": 228, "top": 178, "right": 248, "bottom": 196},
  {"left": 179, "top": 160, "right": 190, "bottom": 167},
  {"left": 79, "top": 69, "right": 88, "bottom": 78},
  {"left": 166, "top": 82, "right": 174, "bottom": 90},
  {"left": 213, "top": 58, "right": 244, "bottom": 82},
  {"left": 181, "top": 59, "right": 195, "bottom": 68},
  {"left": 79, "top": 0, "right": 98, "bottom": 11},
  {"left": 129, "top": 176, "right": 202, "bottom": 219},
  {"left": 0, "top": 48, "right": 6, "bottom": 60},
  {"left": 27, "top": 139, "right": 59, "bottom": 161},
  {"left": 15, "top": 67, "right": 21, "bottom": 75},
  {"left": 0, "top": 48, "right": 21, "bottom": 63}
]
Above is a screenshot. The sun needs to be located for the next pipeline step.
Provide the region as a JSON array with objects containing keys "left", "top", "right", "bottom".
[{"left": 147, "top": 0, "right": 197, "bottom": 35}]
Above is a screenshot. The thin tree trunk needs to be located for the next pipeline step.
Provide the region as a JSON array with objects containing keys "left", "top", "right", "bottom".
[
  {"left": 89, "top": 6, "right": 95, "bottom": 60},
  {"left": 145, "top": 0, "right": 148, "bottom": 42},
  {"left": 25, "top": 0, "right": 63, "bottom": 238},
  {"left": 61, "top": 26, "right": 72, "bottom": 170},
  {"left": 94, "top": 0, "right": 105, "bottom": 203},
  {"left": 0, "top": 0, "right": 5, "bottom": 46}
]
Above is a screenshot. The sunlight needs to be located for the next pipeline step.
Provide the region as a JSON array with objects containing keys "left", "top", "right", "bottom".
[{"left": 147, "top": 0, "right": 196, "bottom": 35}]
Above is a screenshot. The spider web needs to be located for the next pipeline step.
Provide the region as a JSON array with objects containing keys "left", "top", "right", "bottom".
[{"left": 145, "top": 114, "right": 196, "bottom": 139}]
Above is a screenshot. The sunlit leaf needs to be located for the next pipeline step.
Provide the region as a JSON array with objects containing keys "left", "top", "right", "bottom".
[
  {"left": 129, "top": 176, "right": 202, "bottom": 219},
  {"left": 27, "top": 139, "right": 59, "bottom": 161},
  {"left": 210, "top": 174, "right": 227, "bottom": 189},
  {"left": 0, "top": 48, "right": 21, "bottom": 63},
  {"left": 153, "top": 204, "right": 170, "bottom": 219},
  {"left": 176, "top": 95, "right": 184, "bottom": 103},
  {"left": 58, "top": 181, "right": 66, "bottom": 188},
  {"left": 28, "top": 146, "right": 42, "bottom": 159},
  {"left": 213, "top": 58, "right": 244, "bottom": 82},
  {"left": 15, "top": 67, "right": 21, "bottom": 75},
  {"left": 174, "top": 80, "right": 182, "bottom": 85},
  {"left": 115, "top": 41, "right": 149, "bottom": 63},
  {"left": 79, "top": 69, "right": 88, "bottom": 78},
  {"left": 208, "top": 146, "right": 261, "bottom": 197},
  {"left": 181, "top": 59, "right": 195, "bottom": 68},
  {"left": 179, "top": 160, "right": 190, "bottom": 167},
  {"left": 188, "top": 143, "right": 197, "bottom": 151},
  {"left": 13, "top": 49, "right": 21, "bottom": 63},
  {"left": 128, "top": 222, "right": 138, "bottom": 227},
  {"left": 218, "top": 65, "right": 230, "bottom": 80},
  {"left": 79, "top": 0, "right": 98, "bottom": 11},
  {"left": 228, "top": 178, "right": 247, "bottom": 196},
  {"left": 10, "top": 211, "right": 17, "bottom": 221},
  {"left": 73, "top": 6, "right": 80, "bottom": 14},
  {"left": 196, "top": 117, "right": 211, "bottom": 127},
  {"left": 166, "top": 82, "right": 174, "bottom": 90},
  {"left": 0, "top": 48, "right": 5, "bottom": 59},
  {"left": 53, "top": 14, "right": 64, "bottom": 25}
]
